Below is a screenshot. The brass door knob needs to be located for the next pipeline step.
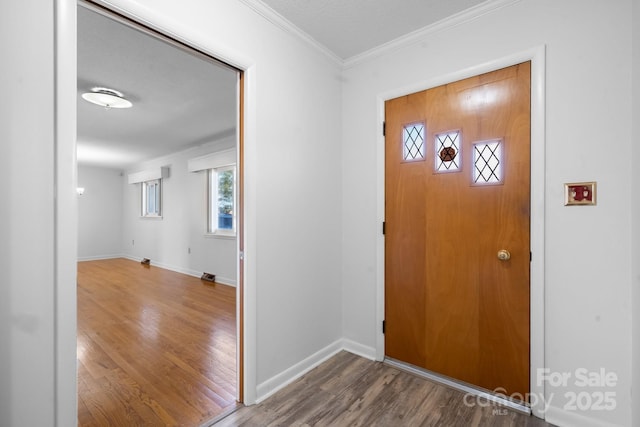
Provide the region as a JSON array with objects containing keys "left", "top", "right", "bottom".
[{"left": 497, "top": 249, "right": 511, "bottom": 261}]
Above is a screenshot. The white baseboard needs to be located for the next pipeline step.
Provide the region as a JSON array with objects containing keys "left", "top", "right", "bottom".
[
  {"left": 544, "top": 405, "right": 622, "bottom": 427},
  {"left": 255, "top": 339, "right": 377, "bottom": 403},
  {"left": 256, "top": 340, "right": 344, "bottom": 402},
  {"left": 342, "top": 338, "right": 376, "bottom": 361},
  {"left": 121, "top": 255, "right": 237, "bottom": 287},
  {"left": 207, "top": 275, "right": 235, "bottom": 287},
  {"left": 78, "top": 254, "right": 124, "bottom": 262}
]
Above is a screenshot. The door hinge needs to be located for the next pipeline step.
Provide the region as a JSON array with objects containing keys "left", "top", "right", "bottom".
[
  {"left": 382, "top": 121, "right": 386, "bottom": 136},
  {"left": 382, "top": 320, "right": 386, "bottom": 334},
  {"left": 530, "top": 251, "right": 532, "bottom": 261},
  {"left": 382, "top": 221, "right": 386, "bottom": 235}
]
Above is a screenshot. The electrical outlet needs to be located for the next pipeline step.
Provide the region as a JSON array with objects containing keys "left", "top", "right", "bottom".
[{"left": 565, "top": 182, "right": 596, "bottom": 206}]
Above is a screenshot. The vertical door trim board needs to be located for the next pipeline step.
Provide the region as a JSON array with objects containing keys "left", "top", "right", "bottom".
[
  {"left": 55, "top": 0, "right": 79, "bottom": 425},
  {"left": 375, "top": 46, "right": 546, "bottom": 418}
]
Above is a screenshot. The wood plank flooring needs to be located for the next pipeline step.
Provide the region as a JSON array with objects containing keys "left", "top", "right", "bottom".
[
  {"left": 214, "top": 351, "right": 555, "bottom": 427},
  {"left": 77, "top": 258, "right": 237, "bottom": 426}
]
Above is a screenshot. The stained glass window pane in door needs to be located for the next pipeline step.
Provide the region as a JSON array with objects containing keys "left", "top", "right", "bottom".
[
  {"left": 435, "top": 130, "right": 461, "bottom": 172},
  {"left": 402, "top": 123, "right": 425, "bottom": 161},
  {"left": 473, "top": 139, "right": 502, "bottom": 184}
]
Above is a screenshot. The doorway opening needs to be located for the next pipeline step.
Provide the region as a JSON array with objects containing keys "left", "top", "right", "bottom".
[{"left": 76, "top": 1, "right": 244, "bottom": 424}]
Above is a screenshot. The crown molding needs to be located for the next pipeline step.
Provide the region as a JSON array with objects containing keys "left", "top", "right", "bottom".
[
  {"left": 342, "top": 0, "right": 522, "bottom": 69},
  {"left": 237, "top": 0, "right": 343, "bottom": 66},
  {"left": 238, "top": 0, "right": 521, "bottom": 70}
]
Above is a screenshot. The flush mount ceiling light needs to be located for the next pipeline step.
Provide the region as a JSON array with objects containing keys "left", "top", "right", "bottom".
[{"left": 81, "top": 87, "right": 133, "bottom": 109}]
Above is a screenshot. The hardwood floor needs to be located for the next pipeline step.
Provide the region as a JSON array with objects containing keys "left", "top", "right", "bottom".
[
  {"left": 77, "top": 258, "right": 237, "bottom": 426},
  {"left": 214, "top": 351, "right": 555, "bottom": 427}
]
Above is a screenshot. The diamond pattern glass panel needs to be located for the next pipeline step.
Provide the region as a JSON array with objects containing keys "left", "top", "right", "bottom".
[
  {"left": 402, "top": 123, "right": 425, "bottom": 161},
  {"left": 473, "top": 139, "right": 502, "bottom": 184},
  {"left": 435, "top": 130, "right": 461, "bottom": 172}
]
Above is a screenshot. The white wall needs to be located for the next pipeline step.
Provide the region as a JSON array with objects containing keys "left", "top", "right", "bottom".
[
  {"left": 122, "top": 139, "right": 238, "bottom": 286},
  {"left": 78, "top": 165, "right": 123, "bottom": 260},
  {"left": 1, "top": 0, "right": 77, "bottom": 426},
  {"left": 342, "top": 1, "right": 633, "bottom": 426},
  {"left": 0, "top": 3, "right": 56, "bottom": 426}
]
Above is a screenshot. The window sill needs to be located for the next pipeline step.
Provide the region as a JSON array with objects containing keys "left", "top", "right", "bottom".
[
  {"left": 140, "top": 215, "right": 163, "bottom": 220},
  {"left": 205, "top": 232, "right": 236, "bottom": 240}
]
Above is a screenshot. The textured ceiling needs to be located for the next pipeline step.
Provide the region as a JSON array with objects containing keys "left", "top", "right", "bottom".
[
  {"left": 260, "top": 0, "right": 487, "bottom": 59},
  {"left": 77, "top": 6, "right": 238, "bottom": 169}
]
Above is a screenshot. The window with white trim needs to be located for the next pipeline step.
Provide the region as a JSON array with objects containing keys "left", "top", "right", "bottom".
[
  {"left": 142, "top": 179, "right": 162, "bottom": 217},
  {"left": 208, "top": 166, "right": 236, "bottom": 235}
]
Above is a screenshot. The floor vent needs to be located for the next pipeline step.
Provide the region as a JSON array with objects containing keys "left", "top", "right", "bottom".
[
  {"left": 201, "top": 272, "right": 216, "bottom": 283},
  {"left": 140, "top": 258, "right": 151, "bottom": 266}
]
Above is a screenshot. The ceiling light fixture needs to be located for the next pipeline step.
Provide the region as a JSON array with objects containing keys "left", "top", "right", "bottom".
[{"left": 81, "top": 87, "right": 133, "bottom": 109}]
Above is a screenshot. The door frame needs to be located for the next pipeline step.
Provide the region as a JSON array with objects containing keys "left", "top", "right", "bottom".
[
  {"left": 375, "top": 46, "right": 546, "bottom": 418},
  {"left": 54, "top": 1, "right": 259, "bottom": 423}
]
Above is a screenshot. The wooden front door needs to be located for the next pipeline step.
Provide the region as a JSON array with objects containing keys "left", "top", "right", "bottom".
[{"left": 384, "top": 62, "right": 531, "bottom": 398}]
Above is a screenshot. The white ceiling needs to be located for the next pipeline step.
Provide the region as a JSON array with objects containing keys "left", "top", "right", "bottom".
[
  {"left": 260, "top": 0, "right": 487, "bottom": 59},
  {"left": 77, "top": 0, "right": 487, "bottom": 169},
  {"left": 77, "top": 6, "right": 238, "bottom": 169}
]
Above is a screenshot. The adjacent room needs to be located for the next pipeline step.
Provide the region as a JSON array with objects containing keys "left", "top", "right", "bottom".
[{"left": 76, "top": 4, "right": 240, "bottom": 424}]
